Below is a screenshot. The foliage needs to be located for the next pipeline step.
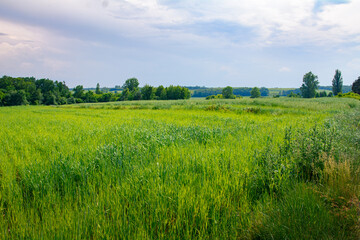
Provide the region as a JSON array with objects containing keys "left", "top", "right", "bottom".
[
  {"left": 222, "top": 86, "right": 235, "bottom": 99},
  {"left": 192, "top": 87, "right": 270, "bottom": 97},
  {"left": 332, "top": 69, "right": 343, "bottom": 96},
  {"left": 300, "top": 72, "right": 319, "bottom": 98},
  {"left": 95, "top": 83, "right": 102, "bottom": 94},
  {"left": 0, "top": 76, "right": 71, "bottom": 106},
  {"left": 337, "top": 92, "right": 360, "bottom": 100},
  {"left": 287, "top": 91, "right": 300, "bottom": 98},
  {"left": 122, "top": 78, "right": 139, "bottom": 92},
  {"left": 352, "top": 76, "right": 360, "bottom": 94},
  {"left": 250, "top": 87, "right": 261, "bottom": 98},
  {"left": 141, "top": 84, "right": 155, "bottom": 100}
]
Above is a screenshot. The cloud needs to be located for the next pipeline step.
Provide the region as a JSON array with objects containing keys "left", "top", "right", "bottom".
[{"left": 279, "top": 67, "right": 291, "bottom": 72}]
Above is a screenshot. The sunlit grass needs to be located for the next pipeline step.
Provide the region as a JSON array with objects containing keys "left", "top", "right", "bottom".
[{"left": 0, "top": 97, "right": 359, "bottom": 239}]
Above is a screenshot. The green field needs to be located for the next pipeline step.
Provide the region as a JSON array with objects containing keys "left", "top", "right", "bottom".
[{"left": 1, "top": 98, "right": 359, "bottom": 239}]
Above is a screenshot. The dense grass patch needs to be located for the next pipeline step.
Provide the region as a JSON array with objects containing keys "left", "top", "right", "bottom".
[{"left": 0, "top": 98, "right": 359, "bottom": 239}]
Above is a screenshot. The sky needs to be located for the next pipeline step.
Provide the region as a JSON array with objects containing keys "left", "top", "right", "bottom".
[{"left": 0, "top": 0, "right": 359, "bottom": 88}]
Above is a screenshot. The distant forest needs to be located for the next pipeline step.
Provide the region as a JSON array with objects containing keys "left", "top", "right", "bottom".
[
  {"left": 0, "top": 76, "right": 190, "bottom": 106},
  {"left": 189, "top": 85, "right": 352, "bottom": 98},
  {"left": 190, "top": 87, "right": 270, "bottom": 97},
  {"left": 0, "top": 75, "right": 354, "bottom": 107}
]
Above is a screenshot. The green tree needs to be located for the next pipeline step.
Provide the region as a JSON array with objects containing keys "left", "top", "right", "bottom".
[
  {"left": 73, "top": 85, "right": 85, "bottom": 99},
  {"left": 3, "top": 90, "right": 28, "bottom": 106},
  {"left": 132, "top": 89, "right": 142, "bottom": 100},
  {"left": 122, "top": 78, "right": 139, "bottom": 92},
  {"left": 300, "top": 72, "right": 319, "bottom": 98},
  {"left": 85, "top": 91, "right": 97, "bottom": 103},
  {"left": 250, "top": 87, "right": 261, "bottom": 98},
  {"left": 222, "top": 86, "right": 234, "bottom": 99},
  {"left": 155, "top": 85, "right": 167, "bottom": 100},
  {"left": 319, "top": 91, "right": 327, "bottom": 97},
  {"left": 119, "top": 88, "right": 130, "bottom": 101},
  {"left": 332, "top": 69, "right": 343, "bottom": 96},
  {"left": 352, "top": 76, "right": 360, "bottom": 94},
  {"left": 95, "top": 83, "right": 102, "bottom": 94},
  {"left": 141, "top": 84, "right": 155, "bottom": 100},
  {"left": 98, "top": 92, "right": 113, "bottom": 102}
]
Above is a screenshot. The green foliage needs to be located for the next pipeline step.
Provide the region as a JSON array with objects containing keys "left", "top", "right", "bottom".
[
  {"left": 119, "top": 88, "right": 130, "bottom": 101},
  {"left": 155, "top": 85, "right": 167, "bottom": 100},
  {"left": 300, "top": 72, "right": 319, "bottom": 98},
  {"left": 3, "top": 90, "right": 28, "bottom": 106},
  {"left": 0, "top": 76, "right": 71, "bottom": 106},
  {"left": 192, "top": 87, "right": 269, "bottom": 98},
  {"left": 205, "top": 94, "right": 223, "bottom": 100},
  {"left": 222, "top": 86, "right": 235, "bottom": 99},
  {"left": 122, "top": 78, "right": 139, "bottom": 92},
  {"left": 287, "top": 91, "right": 300, "bottom": 98},
  {"left": 95, "top": 83, "right": 102, "bottom": 94},
  {"left": 332, "top": 69, "right": 343, "bottom": 96},
  {"left": 73, "top": 85, "right": 85, "bottom": 99},
  {"left": 352, "top": 76, "right": 360, "bottom": 94},
  {"left": 337, "top": 92, "right": 360, "bottom": 100},
  {"left": 141, "top": 84, "right": 155, "bottom": 100},
  {"left": 250, "top": 87, "right": 261, "bottom": 98}
]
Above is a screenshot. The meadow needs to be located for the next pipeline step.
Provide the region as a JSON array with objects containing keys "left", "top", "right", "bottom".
[{"left": 0, "top": 97, "right": 359, "bottom": 239}]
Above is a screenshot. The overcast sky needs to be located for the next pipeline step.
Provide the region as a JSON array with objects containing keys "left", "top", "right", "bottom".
[{"left": 0, "top": 0, "right": 359, "bottom": 88}]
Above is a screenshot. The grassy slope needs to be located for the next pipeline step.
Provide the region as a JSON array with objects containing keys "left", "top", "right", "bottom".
[{"left": 0, "top": 98, "right": 359, "bottom": 239}]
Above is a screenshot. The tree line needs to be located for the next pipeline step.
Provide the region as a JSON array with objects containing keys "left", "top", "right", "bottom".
[
  {"left": 299, "top": 70, "right": 360, "bottom": 98},
  {"left": 0, "top": 76, "right": 190, "bottom": 106},
  {"left": 193, "top": 87, "right": 269, "bottom": 98}
]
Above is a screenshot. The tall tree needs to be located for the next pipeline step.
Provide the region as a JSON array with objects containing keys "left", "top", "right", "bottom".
[
  {"left": 122, "top": 78, "right": 139, "bottom": 92},
  {"left": 352, "top": 76, "right": 360, "bottom": 94},
  {"left": 332, "top": 69, "right": 343, "bottom": 96},
  {"left": 222, "top": 86, "right": 234, "bottom": 99},
  {"left": 95, "top": 83, "right": 101, "bottom": 94},
  {"left": 73, "top": 85, "right": 85, "bottom": 99},
  {"left": 300, "top": 72, "right": 319, "bottom": 98},
  {"left": 250, "top": 87, "right": 261, "bottom": 98}
]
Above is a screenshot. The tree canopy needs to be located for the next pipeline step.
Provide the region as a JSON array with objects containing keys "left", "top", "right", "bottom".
[
  {"left": 0, "top": 76, "right": 191, "bottom": 107},
  {"left": 300, "top": 72, "right": 319, "bottom": 98},
  {"left": 122, "top": 78, "right": 139, "bottom": 92},
  {"left": 352, "top": 76, "right": 360, "bottom": 95},
  {"left": 222, "top": 86, "right": 235, "bottom": 99},
  {"left": 250, "top": 87, "right": 261, "bottom": 98},
  {"left": 332, "top": 69, "right": 343, "bottom": 96}
]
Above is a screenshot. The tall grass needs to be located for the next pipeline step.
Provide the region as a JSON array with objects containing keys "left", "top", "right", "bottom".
[{"left": 0, "top": 97, "right": 359, "bottom": 239}]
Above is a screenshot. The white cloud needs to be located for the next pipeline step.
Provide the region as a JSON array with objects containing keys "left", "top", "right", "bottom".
[{"left": 279, "top": 67, "right": 291, "bottom": 72}]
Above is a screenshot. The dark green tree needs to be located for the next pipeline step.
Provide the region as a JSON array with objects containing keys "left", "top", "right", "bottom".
[
  {"left": 300, "top": 72, "right": 319, "bottom": 98},
  {"left": 332, "top": 69, "right": 343, "bottom": 96},
  {"left": 319, "top": 91, "right": 327, "bottom": 97},
  {"left": 155, "top": 85, "right": 167, "bottom": 100},
  {"left": 119, "top": 88, "right": 130, "bottom": 101},
  {"left": 141, "top": 84, "right": 155, "bottom": 100},
  {"left": 73, "top": 85, "right": 85, "bottom": 99},
  {"left": 122, "top": 78, "right": 139, "bottom": 92},
  {"left": 352, "top": 76, "right": 360, "bottom": 94},
  {"left": 132, "top": 89, "right": 142, "bottom": 100},
  {"left": 3, "top": 90, "right": 28, "bottom": 106},
  {"left": 250, "top": 87, "right": 261, "bottom": 98},
  {"left": 222, "top": 86, "right": 234, "bottom": 99},
  {"left": 98, "top": 92, "right": 113, "bottom": 102},
  {"left": 95, "top": 83, "right": 102, "bottom": 94},
  {"left": 85, "top": 91, "right": 97, "bottom": 103}
]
